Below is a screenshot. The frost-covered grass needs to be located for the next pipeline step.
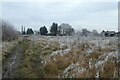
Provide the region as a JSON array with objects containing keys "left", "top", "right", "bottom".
[
  {"left": 29, "top": 36, "right": 118, "bottom": 78},
  {"left": 2, "top": 40, "right": 19, "bottom": 61},
  {"left": 2, "top": 35, "right": 118, "bottom": 78}
]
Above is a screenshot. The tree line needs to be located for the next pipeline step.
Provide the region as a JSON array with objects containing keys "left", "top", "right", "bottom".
[
  {"left": 3, "top": 20, "right": 116, "bottom": 41},
  {"left": 22, "top": 22, "right": 75, "bottom": 36},
  {"left": 2, "top": 21, "right": 75, "bottom": 41}
]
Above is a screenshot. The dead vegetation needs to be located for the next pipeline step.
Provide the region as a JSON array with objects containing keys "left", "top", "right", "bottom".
[
  {"left": 2, "top": 36, "right": 118, "bottom": 78},
  {"left": 2, "top": 20, "right": 19, "bottom": 41}
]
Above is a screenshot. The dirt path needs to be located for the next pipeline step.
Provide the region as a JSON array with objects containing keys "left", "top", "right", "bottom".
[{"left": 2, "top": 39, "right": 29, "bottom": 78}]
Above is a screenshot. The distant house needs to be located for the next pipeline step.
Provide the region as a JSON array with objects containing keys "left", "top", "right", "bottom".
[
  {"left": 58, "top": 23, "right": 74, "bottom": 36},
  {"left": 101, "top": 30, "right": 116, "bottom": 37},
  {"left": 115, "top": 31, "right": 120, "bottom": 37}
]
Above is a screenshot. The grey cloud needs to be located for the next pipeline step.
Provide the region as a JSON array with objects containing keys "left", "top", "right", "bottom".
[{"left": 2, "top": 1, "right": 118, "bottom": 31}]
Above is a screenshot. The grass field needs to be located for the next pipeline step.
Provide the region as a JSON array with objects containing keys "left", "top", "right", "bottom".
[{"left": 2, "top": 35, "right": 118, "bottom": 78}]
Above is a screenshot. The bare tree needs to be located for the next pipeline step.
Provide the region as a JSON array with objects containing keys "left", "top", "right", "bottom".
[
  {"left": 92, "top": 29, "right": 99, "bottom": 36},
  {"left": 1, "top": 20, "right": 19, "bottom": 41}
]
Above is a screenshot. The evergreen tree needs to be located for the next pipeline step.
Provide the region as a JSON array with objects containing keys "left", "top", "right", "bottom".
[
  {"left": 27, "top": 28, "right": 34, "bottom": 34},
  {"left": 39, "top": 26, "right": 48, "bottom": 35},
  {"left": 50, "top": 23, "right": 58, "bottom": 36}
]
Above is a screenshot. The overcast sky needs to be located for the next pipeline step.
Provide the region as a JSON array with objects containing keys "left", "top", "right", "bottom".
[{"left": 1, "top": 0, "right": 119, "bottom": 32}]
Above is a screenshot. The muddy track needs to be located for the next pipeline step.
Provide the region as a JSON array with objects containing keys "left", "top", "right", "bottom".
[{"left": 2, "top": 39, "right": 29, "bottom": 78}]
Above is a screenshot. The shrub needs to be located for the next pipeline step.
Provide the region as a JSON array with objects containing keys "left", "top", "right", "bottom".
[{"left": 2, "top": 20, "right": 19, "bottom": 41}]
